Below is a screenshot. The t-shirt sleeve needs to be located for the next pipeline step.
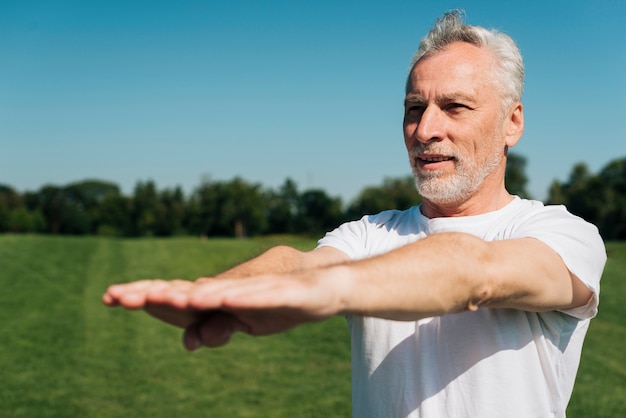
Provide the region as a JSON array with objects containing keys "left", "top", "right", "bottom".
[
  {"left": 316, "top": 210, "right": 404, "bottom": 260},
  {"left": 317, "top": 216, "right": 370, "bottom": 261},
  {"left": 514, "top": 205, "right": 607, "bottom": 319}
]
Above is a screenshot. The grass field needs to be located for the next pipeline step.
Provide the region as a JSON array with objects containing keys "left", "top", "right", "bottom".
[{"left": 1, "top": 235, "right": 624, "bottom": 417}]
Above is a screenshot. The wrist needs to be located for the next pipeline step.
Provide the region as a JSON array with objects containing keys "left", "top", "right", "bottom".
[{"left": 321, "top": 264, "right": 358, "bottom": 317}]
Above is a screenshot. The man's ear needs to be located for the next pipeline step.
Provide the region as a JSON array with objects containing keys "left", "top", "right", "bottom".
[{"left": 505, "top": 102, "right": 524, "bottom": 147}]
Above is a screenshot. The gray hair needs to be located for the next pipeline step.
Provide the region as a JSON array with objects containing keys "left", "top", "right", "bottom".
[{"left": 407, "top": 10, "right": 525, "bottom": 110}]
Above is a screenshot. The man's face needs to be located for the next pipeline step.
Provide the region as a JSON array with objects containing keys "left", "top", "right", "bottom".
[{"left": 403, "top": 42, "right": 511, "bottom": 205}]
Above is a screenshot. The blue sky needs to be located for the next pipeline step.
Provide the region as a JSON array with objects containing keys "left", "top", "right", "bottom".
[{"left": 1, "top": 0, "right": 624, "bottom": 204}]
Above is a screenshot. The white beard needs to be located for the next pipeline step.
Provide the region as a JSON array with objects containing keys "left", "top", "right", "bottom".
[{"left": 409, "top": 145, "right": 504, "bottom": 204}]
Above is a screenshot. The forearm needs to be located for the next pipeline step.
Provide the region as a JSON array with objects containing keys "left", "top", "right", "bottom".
[
  {"left": 201, "top": 245, "right": 349, "bottom": 281},
  {"left": 329, "top": 232, "right": 581, "bottom": 321},
  {"left": 209, "top": 246, "right": 306, "bottom": 279},
  {"left": 331, "top": 233, "right": 490, "bottom": 320}
]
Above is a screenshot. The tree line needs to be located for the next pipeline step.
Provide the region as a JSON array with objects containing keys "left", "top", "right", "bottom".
[
  {"left": 547, "top": 157, "right": 626, "bottom": 240},
  {"left": 1, "top": 154, "right": 624, "bottom": 240}
]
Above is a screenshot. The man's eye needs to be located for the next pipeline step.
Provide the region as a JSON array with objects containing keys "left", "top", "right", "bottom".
[
  {"left": 446, "top": 103, "right": 469, "bottom": 112},
  {"left": 405, "top": 106, "right": 425, "bottom": 117}
]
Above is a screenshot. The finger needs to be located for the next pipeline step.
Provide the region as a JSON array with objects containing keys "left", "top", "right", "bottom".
[
  {"left": 104, "top": 280, "right": 155, "bottom": 301},
  {"left": 101, "top": 292, "right": 118, "bottom": 306},
  {"left": 183, "top": 313, "right": 250, "bottom": 350},
  {"left": 104, "top": 280, "right": 166, "bottom": 309},
  {"left": 183, "top": 318, "right": 233, "bottom": 350},
  {"left": 146, "top": 279, "right": 194, "bottom": 308},
  {"left": 185, "top": 279, "right": 247, "bottom": 310},
  {"left": 185, "top": 278, "right": 285, "bottom": 315},
  {"left": 209, "top": 276, "right": 302, "bottom": 310},
  {"left": 198, "top": 313, "right": 235, "bottom": 347},
  {"left": 183, "top": 324, "right": 203, "bottom": 351}
]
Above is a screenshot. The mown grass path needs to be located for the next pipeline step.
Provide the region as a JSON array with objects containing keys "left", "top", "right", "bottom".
[{"left": 1, "top": 236, "right": 624, "bottom": 417}]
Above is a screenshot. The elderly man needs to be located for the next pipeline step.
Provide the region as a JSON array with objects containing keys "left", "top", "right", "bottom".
[{"left": 104, "top": 10, "right": 606, "bottom": 417}]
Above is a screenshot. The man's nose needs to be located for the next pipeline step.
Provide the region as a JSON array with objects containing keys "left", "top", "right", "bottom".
[{"left": 415, "top": 106, "right": 445, "bottom": 143}]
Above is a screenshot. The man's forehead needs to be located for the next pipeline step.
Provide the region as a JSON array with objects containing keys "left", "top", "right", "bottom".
[
  {"left": 405, "top": 47, "right": 494, "bottom": 100},
  {"left": 409, "top": 60, "right": 487, "bottom": 84},
  {"left": 409, "top": 43, "right": 493, "bottom": 79}
]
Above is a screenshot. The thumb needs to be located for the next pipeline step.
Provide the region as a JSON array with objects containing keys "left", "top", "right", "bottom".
[{"left": 183, "top": 312, "right": 250, "bottom": 350}]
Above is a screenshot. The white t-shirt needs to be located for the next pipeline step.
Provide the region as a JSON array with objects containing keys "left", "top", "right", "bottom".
[{"left": 317, "top": 197, "right": 606, "bottom": 418}]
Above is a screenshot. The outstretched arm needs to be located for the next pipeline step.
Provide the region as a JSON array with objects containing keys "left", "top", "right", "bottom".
[
  {"left": 103, "top": 232, "right": 591, "bottom": 350},
  {"left": 332, "top": 232, "right": 591, "bottom": 320},
  {"left": 102, "top": 245, "right": 349, "bottom": 328}
]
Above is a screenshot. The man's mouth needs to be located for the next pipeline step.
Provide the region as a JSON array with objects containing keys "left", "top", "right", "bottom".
[
  {"left": 418, "top": 156, "right": 455, "bottom": 163},
  {"left": 411, "top": 154, "right": 456, "bottom": 174}
]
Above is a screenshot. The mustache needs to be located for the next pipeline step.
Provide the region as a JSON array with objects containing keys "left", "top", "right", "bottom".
[{"left": 408, "top": 144, "right": 457, "bottom": 158}]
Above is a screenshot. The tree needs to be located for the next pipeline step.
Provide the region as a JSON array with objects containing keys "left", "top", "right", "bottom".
[
  {"left": 296, "top": 189, "right": 344, "bottom": 235},
  {"left": 266, "top": 178, "right": 299, "bottom": 234},
  {"left": 347, "top": 176, "right": 422, "bottom": 219},
  {"left": 219, "top": 177, "right": 268, "bottom": 238},
  {"left": 98, "top": 194, "right": 132, "bottom": 236},
  {"left": 154, "top": 186, "right": 186, "bottom": 236},
  {"left": 0, "top": 185, "right": 44, "bottom": 233},
  {"left": 186, "top": 177, "right": 220, "bottom": 237},
  {"left": 187, "top": 177, "right": 267, "bottom": 238},
  {"left": 130, "top": 180, "right": 159, "bottom": 236},
  {"left": 547, "top": 157, "right": 626, "bottom": 240},
  {"left": 37, "top": 185, "right": 67, "bottom": 234},
  {"left": 505, "top": 152, "right": 530, "bottom": 198},
  {"left": 64, "top": 180, "right": 121, "bottom": 207},
  {"left": 65, "top": 180, "right": 122, "bottom": 234},
  {"left": 596, "top": 157, "right": 626, "bottom": 240},
  {"left": 8, "top": 208, "right": 45, "bottom": 233},
  {"left": 548, "top": 162, "right": 598, "bottom": 225},
  {"left": 0, "top": 185, "right": 21, "bottom": 232}
]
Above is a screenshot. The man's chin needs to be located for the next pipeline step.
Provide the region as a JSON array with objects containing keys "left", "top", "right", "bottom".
[{"left": 416, "top": 182, "right": 472, "bottom": 205}]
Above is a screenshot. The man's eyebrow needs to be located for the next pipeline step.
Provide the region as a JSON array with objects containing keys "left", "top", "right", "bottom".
[
  {"left": 404, "top": 93, "right": 477, "bottom": 106},
  {"left": 404, "top": 95, "right": 427, "bottom": 106},
  {"left": 437, "top": 93, "right": 476, "bottom": 104}
]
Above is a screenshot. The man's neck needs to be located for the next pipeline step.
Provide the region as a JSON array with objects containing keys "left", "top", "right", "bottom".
[{"left": 420, "top": 190, "right": 515, "bottom": 218}]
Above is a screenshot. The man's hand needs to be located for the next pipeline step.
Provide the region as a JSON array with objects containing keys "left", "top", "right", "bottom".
[
  {"left": 102, "top": 270, "right": 347, "bottom": 350},
  {"left": 103, "top": 279, "right": 204, "bottom": 328}
]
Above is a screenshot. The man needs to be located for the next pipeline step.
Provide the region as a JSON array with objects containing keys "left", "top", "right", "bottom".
[{"left": 103, "top": 11, "right": 606, "bottom": 417}]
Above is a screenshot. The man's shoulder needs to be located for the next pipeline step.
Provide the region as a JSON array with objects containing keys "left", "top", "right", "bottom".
[
  {"left": 506, "top": 198, "right": 591, "bottom": 225},
  {"left": 362, "top": 206, "right": 424, "bottom": 230},
  {"left": 366, "top": 207, "right": 415, "bottom": 222}
]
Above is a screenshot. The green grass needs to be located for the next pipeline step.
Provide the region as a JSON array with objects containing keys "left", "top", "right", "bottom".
[
  {"left": 1, "top": 236, "right": 624, "bottom": 417},
  {"left": 0, "top": 235, "right": 351, "bottom": 417},
  {"left": 567, "top": 242, "right": 626, "bottom": 417}
]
